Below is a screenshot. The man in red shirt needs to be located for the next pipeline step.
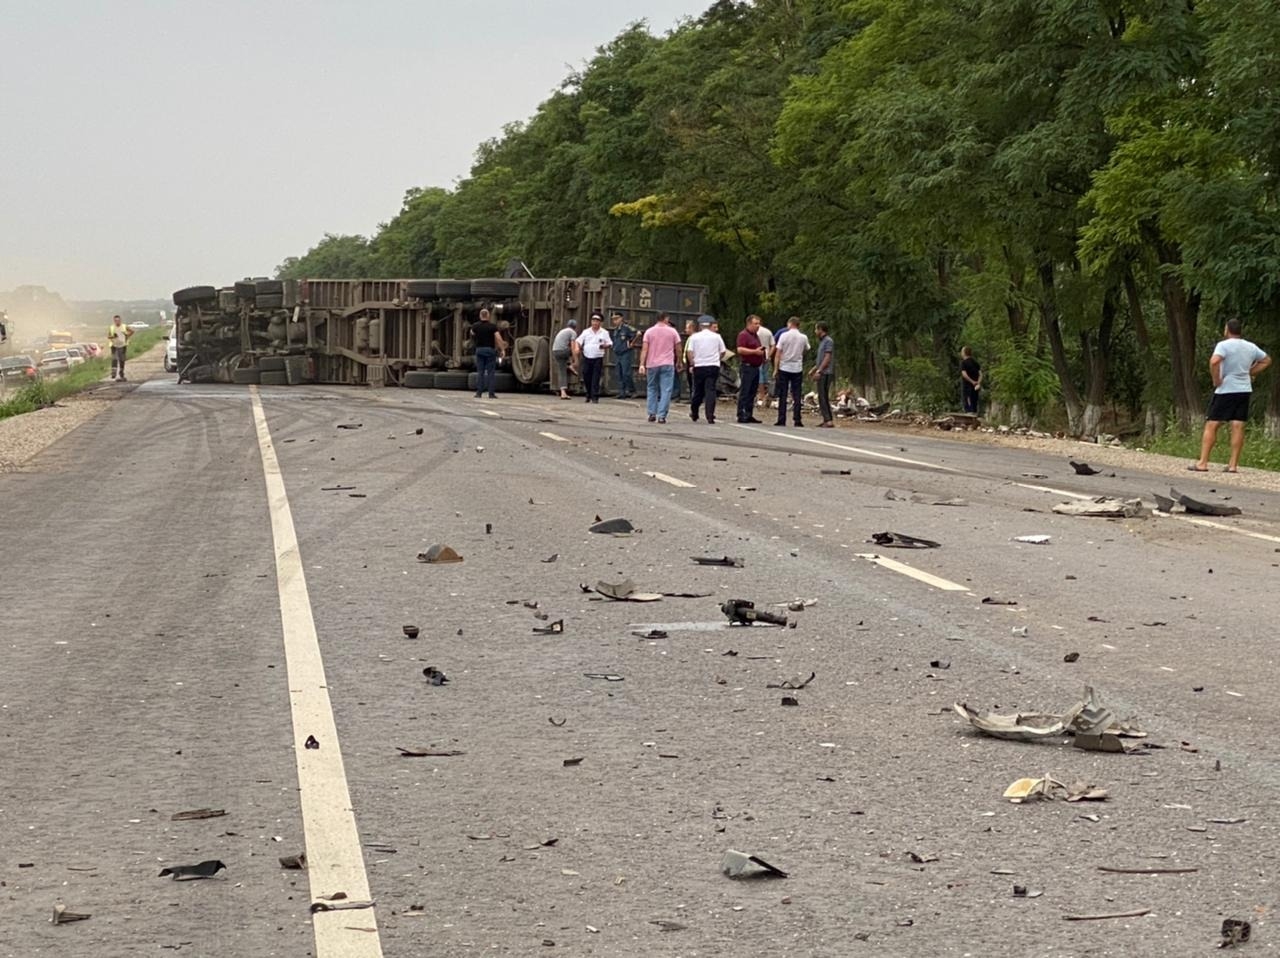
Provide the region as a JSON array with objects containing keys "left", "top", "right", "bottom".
[{"left": 735, "top": 314, "right": 766, "bottom": 423}]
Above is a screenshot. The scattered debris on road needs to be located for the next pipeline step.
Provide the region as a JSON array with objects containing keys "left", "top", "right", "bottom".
[
  {"left": 541, "top": 553, "right": 559, "bottom": 563},
  {"left": 721, "top": 849, "right": 788, "bottom": 879},
  {"left": 422, "top": 666, "right": 449, "bottom": 686},
  {"left": 1063, "top": 909, "right": 1151, "bottom": 922},
  {"left": 1069, "top": 460, "right": 1102, "bottom": 475},
  {"left": 278, "top": 854, "right": 307, "bottom": 870},
  {"left": 767, "top": 672, "right": 815, "bottom": 690},
  {"left": 1003, "top": 776, "right": 1108, "bottom": 803},
  {"left": 594, "top": 579, "right": 663, "bottom": 602},
  {"left": 396, "top": 747, "right": 464, "bottom": 757},
  {"left": 50, "top": 904, "right": 91, "bottom": 924},
  {"left": 955, "top": 686, "right": 1148, "bottom": 752},
  {"left": 532, "top": 619, "right": 564, "bottom": 635},
  {"left": 158, "top": 860, "right": 227, "bottom": 880},
  {"left": 590, "top": 517, "right": 636, "bottom": 535},
  {"left": 721, "top": 599, "right": 788, "bottom": 627},
  {"left": 304, "top": 735, "right": 320, "bottom": 749},
  {"left": 170, "top": 808, "right": 225, "bottom": 821},
  {"left": 583, "top": 672, "right": 624, "bottom": 681},
  {"left": 336, "top": 423, "right": 363, "bottom": 430},
  {"left": 1171, "top": 488, "right": 1243, "bottom": 517},
  {"left": 402, "top": 625, "right": 420, "bottom": 639},
  {"left": 1012, "top": 534, "right": 1052, "bottom": 545},
  {"left": 691, "top": 555, "right": 744, "bottom": 567},
  {"left": 1221, "top": 918, "right": 1252, "bottom": 948},
  {"left": 418, "top": 544, "right": 463, "bottom": 564},
  {"left": 1052, "top": 497, "right": 1144, "bottom": 518},
  {"left": 982, "top": 597, "right": 1018, "bottom": 606},
  {"left": 870, "top": 531, "right": 941, "bottom": 549}
]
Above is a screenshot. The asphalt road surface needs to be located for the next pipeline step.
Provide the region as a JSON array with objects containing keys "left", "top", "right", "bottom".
[{"left": 3, "top": 380, "right": 1280, "bottom": 958}]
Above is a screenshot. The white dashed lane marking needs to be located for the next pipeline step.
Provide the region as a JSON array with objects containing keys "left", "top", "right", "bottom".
[
  {"left": 539, "top": 431, "right": 570, "bottom": 442},
  {"left": 644, "top": 471, "right": 696, "bottom": 488},
  {"left": 855, "top": 553, "right": 970, "bottom": 592}
]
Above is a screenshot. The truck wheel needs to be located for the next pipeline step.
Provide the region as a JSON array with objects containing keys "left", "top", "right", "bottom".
[
  {"left": 232, "top": 367, "right": 261, "bottom": 384},
  {"left": 435, "top": 279, "right": 472, "bottom": 298},
  {"left": 403, "top": 370, "right": 436, "bottom": 388},
  {"left": 470, "top": 278, "right": 520, "bottom": 298},
  {"left": 406, "top": 280, "right": 438, "bottom": 298},
  {"left": 467, "top": 372, "right": 479, "bottom": 391},
  {"left": 493, "top": 371, "right": 517, "bottom": 392},
  {"left": 259, "top": 356, "right": 286, "bottom": 372},
  {"left": 259, "top": 370, "right": 290, "bottom": 386},
  {"left": 435, "top": 371, "right": 470, "bottom": 390},
  {"left": 173, "top": 286, "right": 217, "bottom": 306},
  {"left": 234, "top": 281, "right": 257, "bottom": 300},
  {"left": 256, "top": 294, "right": 284, "bottom": 309},
  {"left": 254, "top": 279, "right": 284, "bottom": 295}
]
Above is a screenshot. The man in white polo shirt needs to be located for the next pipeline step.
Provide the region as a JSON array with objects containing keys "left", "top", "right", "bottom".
[
  {"left": 687, "top": 314, "right": 729, "bottom": 423},
  {"left": 773, "top": 315, "right": 809, "bottom": 427},
  {"left": 574, "top": 312, "right": 612, "bottom": 403}
]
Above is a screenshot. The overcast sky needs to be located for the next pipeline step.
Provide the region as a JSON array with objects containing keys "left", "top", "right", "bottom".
[{"left": 0, "top": 0, "right": 710, "bottom": 301}]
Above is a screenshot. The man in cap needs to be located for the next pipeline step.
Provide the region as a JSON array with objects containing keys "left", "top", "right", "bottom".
[
  {"left": 687, "top": 314, "right": 729, "bottom": 423},
  {"left": 551, "top": 318, "right": 577, "bottom": 399},
  {"left": 574, "top": 312, "right": 612, "bottom": 403}
]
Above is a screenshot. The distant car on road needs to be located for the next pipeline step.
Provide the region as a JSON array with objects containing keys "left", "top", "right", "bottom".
[
  {"left": 127, "top": 321, "right": 149, "bottom": 330},
  {"left": 0, "top": 354, "right": 41, "bottom": 387},
  {"left": 39, "top": 350, "right": 71, "bottom": 375},
  {"left": 78, "top": 342, "right": 102, "bottom": 358},
  {"left": 64, "top": 346, "right": 87, "bottom": 367},
  {"left": 164, "top": 326, "right": 178, "bottom": 372}
]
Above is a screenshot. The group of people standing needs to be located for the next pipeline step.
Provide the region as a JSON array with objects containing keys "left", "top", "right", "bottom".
[{"left": 547, "top": 310, "right": 839, "bottom": 428}]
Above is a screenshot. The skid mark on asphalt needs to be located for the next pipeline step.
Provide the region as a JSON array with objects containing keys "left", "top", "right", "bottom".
[{"left": 251, "top": 388, "right": 383, "bottom": 958}]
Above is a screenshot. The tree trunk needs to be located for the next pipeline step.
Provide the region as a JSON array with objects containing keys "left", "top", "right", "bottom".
[
  {"left": 1038, "top": 261, "right": 1084, "bottom": 434},
  {"left": 1155, "top": 241, "right": 1201, "bottom": 431},
  {"left": 1123, "top": 266, "right": 1165, "bottom": 437},
  {"left": 1079, "top": 289, "right": 1117, "bottom": 439}
]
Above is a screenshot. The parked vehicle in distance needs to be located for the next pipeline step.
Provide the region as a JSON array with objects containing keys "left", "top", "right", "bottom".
[
  {"left": 64, "top": 347, "right": 86, "bottom": 367},
  {"left": 78, "top": 342, "right": 102, "bottom": 358},
  {"left": 127, "top": 321, "right": 149, "bottom": 330},
  {"left": 0, "top": 354, "right": 41, "bottom": 387},
  {"left": 40, "top": 349, "right": 71, "bottom": 375},
  {"left": 164, "top": 326, "right": 178, "bottom": 372}
]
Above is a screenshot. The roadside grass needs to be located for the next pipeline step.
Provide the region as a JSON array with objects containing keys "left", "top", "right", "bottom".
[
  {"left": 1141, "top": 426, "right": 1280, "bottom": 472},
  {"left": 0, "top": 327, "right": 168, "bottom": 423}
]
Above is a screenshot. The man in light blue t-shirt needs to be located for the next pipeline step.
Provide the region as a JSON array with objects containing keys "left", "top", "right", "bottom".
[{"left": 1191, "top": 319, "right": 1271, "bottom": 473}]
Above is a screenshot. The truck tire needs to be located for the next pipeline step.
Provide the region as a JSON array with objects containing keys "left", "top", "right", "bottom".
[
  {"left": 470, "top": 278, "right": 520, "bottom": 298},
  {"left": 256, "top": 293, "right": 284, "bottom": 309},
  {"left": 234, "top": 281, "right": 257, "bottom": 300},
  {"left": 232, "top": 367, "right": 261, "bottom": 384},
  {"left": 435, "top": 371, "right": 470, "bottom": 390},
  {"left": 467, "top": 372, "right": 479, "bottom": 391},
  {"left": 406, "top": 280, "right": 438, "bottom": 298},
  {"left": 435, "top": 279, "right": 472, "bottom": 298},
  {"left": 259, "top": 356, "right": 286, "bottom": 372},
  {"left": 173, "top": 285, "right": 217, "bottom": 306},
  {"left": 403, "top": 370, "right": 436, "bottom": 388},
  {"left": 254, "top": 279, "right": 284, "bottom": 295},
  {"left": 260, "top": 370, "right": 290, "bottom": 386},
  {"left": 511, "top": 335, "right": 550, "bottom": 384},
  {"left": 494, "top": 371, "right": 516, "bottom": 392}
]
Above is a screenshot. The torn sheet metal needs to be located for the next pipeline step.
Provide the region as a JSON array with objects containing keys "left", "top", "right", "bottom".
[
  {"left": 1052, "top": 497, "right": 1145, "bottom": 518},
  {"left": 721, "top": 849, "right": 788, "bottom": 879},
  {"left": 594, "top": 579, "right": 663, "bottom": 602},
  {"left": 955, "top": 686, "right": 1147, "bottom": 747},
  {"left": 870, "top": 531, "right": 942, "bottom": 549},
  {"left": 1171, "top": 488, "right": 1242, "bottom": 517}
]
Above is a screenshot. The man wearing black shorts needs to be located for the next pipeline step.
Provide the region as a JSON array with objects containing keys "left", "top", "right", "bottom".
[{"left": 1191, "top": 319, "right": 1271, "bottom": 473}]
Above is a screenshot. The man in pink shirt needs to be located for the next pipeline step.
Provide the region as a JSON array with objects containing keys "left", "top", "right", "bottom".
[{"left": 637, "top": 311, "right": 683, "bottom": 423}]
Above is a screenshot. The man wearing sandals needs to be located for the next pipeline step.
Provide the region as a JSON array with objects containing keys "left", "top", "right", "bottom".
[{"left": 1191, "top": 319, "right": 1271, "bottom": 473}]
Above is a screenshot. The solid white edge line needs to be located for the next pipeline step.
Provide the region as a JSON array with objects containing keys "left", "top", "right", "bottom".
[
  {"left": 855, "top": 553, "right": 970, "bottom": 591},
  {"left": 251, "top": 388, "right": 383, "bottom": 958},
  {"left": 539, "top": 431, "right": 570, "bottom": 442},
  {"left": 733, "top": 423, "right": 957, "bottom": 471},
  {"left": 644, "top": 470, "right": 696, "bottom": 488},
  {"left": 479, "top": 409, "right": 501, "bottom": 417}
]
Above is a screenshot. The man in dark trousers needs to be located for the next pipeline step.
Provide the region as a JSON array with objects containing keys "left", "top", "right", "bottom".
[
  {"left": 960, "top": 346, "right": 982, "bottom": 413},
  {"left": 106, "top": 314, "right": 133, "bottom": 381},
  {"left": 610, "top": 313, "right": 638, "bottom": 398},
  {"left": 735, "top": 314, "right": 766, "bottom": 423},
  {"left": 772, "top": 316, "right": 809, "bottom": 427},
  {"left": 1190, "top": 319, "right": 1271, "bottom": 472},
  {"left": 687, "top": 315, "right": 728, "bottom": 423},
  {"left": 471, "top": 309, "right": 506, "bottom": 398},
  {"left": 811, "top": 323, "right": 835, "bottom": 427},
  {"left": 574, "top": 312, "right": 612, "bottom": 403}
]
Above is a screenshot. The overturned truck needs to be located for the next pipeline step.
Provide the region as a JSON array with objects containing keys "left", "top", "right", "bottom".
[{"left": 171, "top": 275, "right": 708, "bottom": 391}]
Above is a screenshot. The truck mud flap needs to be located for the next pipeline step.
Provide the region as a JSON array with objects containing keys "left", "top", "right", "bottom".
[{"left": 512, "top": 335, "right": 549, "bottom": 384}]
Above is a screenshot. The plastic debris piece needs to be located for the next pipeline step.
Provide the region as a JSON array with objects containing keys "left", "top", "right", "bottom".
[
  {"left": 418, "top": 544, "right": 463, "bottom": 564},
  {"left": 51, "top": 904, "right": 91, "bottom": 924},
  {"left": 1221, "top": 918, "right": 1252, "bottom": 948},
  {"left": 780, "top": 696, "right": 800, "bottom": 707},
  {"left": 589, "top": 517, "right": 636, "bottom": 535},
  {"left": 396, "top": 747, "right": 464, "bottom": 757},
  {"left": 583, "top": 672, "right": 624, "bottom": 681},
  {"left": 563, "top": 757, "right": 584, "bottom": 767},
  {"left": 691, "top": 556, "right": 744, "bottom": 567},
  {"left": 768, "top": 672, "right": 816, "bottom": 690},
  {"left": 870, "top": 531, "right": 941, "bottom": 549},
  {"left": 1064, "top": 652, "right": 1080, "bottom": 663},
  {"left": 532, "top": 619, "right": 565, "bottom": 635},
  {"left": 541, "top": 554, "right": 559, "bottom": 563},
  {"left": 304, "top": 735, "right": 320, "bottom": 749},
  {"left": 422, "top": 667, "right": 449, "bottom": 686},
  {"left": 402, "top": 625, "right": 420, "bottom": 639},
  {"left": 1153, "top": 492, "right": 1175, "bottom": 512},
  {"left": 1069, "top": 460, "right": 1100, "bottom": 475},
  {"left": 336, "top": 423, "right": 363, "bottom": 430},
  {"left": 1013, "top": 535, "right": 1052, "bottom": 545},
  {"left": 1052, "top": 497, "right": 1144, "bottom": 518},
  {"left": 594, "top": 579, "right": 662, "bottom": 602},
  {"left": 158, "top": 860, "right": 227, "bottom": 880},
  {"left": 1172, "top": 488, "right": 1242, "bottom": 517},
  {"left": 279, "top": 854, "right": 307, "bottom": 870},
  {"left": 721, "top": 849, "right": 788, "bottom": 878},
  {"left": 1063, "top": 909, "right": 1151, "bottom": 922},
  {"left": 982, "top": 597, "right": 1018, "bottom": 606},
  {"left": 170, "top": 808, "right": 225, "bottom": 821}
]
